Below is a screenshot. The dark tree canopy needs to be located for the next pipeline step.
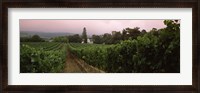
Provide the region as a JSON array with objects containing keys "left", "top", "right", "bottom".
[
  {"left": 31, "top": 35, "right": 44, "bottom": 42},
  {"left": 111, "top": 31, "right": 122, "bottom": 44},
  {"left": 103, "top": 33, "right": 112, "bottom": 44},
  {"left": 82, "top": 27, "right": 88, "bottom": 43},
  {"left": 126, "top": 27, "right": 141, "bottom": 39},
  {"left": 67, "top": 34, "right": 82, "bottom": 43},
  {"left": 92, "top": 35, "right": 103, "bottom": 44},
  {"left": 20, "top": 35, "right": 44, "bottom": 42}
]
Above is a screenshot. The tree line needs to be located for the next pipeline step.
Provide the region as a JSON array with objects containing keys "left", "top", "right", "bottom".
[
  {"left": 20, "top": 35, "right": 45, "bottom": 42},
  {"left": 51, "top": 26, "right": 147, "bottom": 44},
  {"left": 21, "top": 20, "right": 179, "bottom": 46}
]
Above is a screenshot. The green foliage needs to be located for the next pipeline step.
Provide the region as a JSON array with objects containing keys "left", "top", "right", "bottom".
[
  {"left": 52, "top": 36, "right": 68, "bottom": 43},
  {"left": 20, "top": 42, "right": 67, "bottom": 73},
  {"left": 67, "top": 34, "right": 82, "bottom": 43},
  {"left": 126, "top": 27, "right": 141, "bottom": 39},
  {"left": 92, "top": 35, "right": 103, "bottom": 44},
  {"left": 102, "top": 33, "right": 112, "bottom": 44},
  {"left": 20, "top": 35, "right": 45, "bottom": 42},
  {"left": 69, "top": 20, "right": 180, "bottom": 73},
  {"left": 69, "top": 43, "right": 112, "bottom": 71},
  {"left": 112, "top": 31, "right": 122, "bottom": 44},
  {"left": 91, "top": 27, "right": 142, "bottom": 44},
  {"left": 20, "top": 20, "right": 180, "bottom": 73}
]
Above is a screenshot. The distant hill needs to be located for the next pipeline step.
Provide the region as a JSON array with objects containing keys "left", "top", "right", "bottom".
[{"left": 20, "top": 31, "right": 75, "bottom": 39}]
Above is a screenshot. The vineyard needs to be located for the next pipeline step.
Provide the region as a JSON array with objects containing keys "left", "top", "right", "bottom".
[
  {"left": 20, "top": 42, "right": 67, "bottom": 73},
  {"left": 20, "top": 20, "right": 180, "bottom": 73},
  {"left": 68, "top": 29, "right": 180, "bottom": 73},
  {"left": 69, "top": 43, "right": 112, "bottom": 71},
  {"left": 68, "top": 20, "right": 180, "bottom": 73},
  {"left": 20, "top": 42, "right": 105, "bottom": 73}
]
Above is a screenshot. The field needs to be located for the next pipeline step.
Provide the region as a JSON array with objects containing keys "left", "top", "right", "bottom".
[
  {"left": 20, "top": 20, "right": 180, "bottom": 73},
  {"left": 20, "top": 42, "right": 67, "bottom": 73},
  {"left": 21, "top": 32, "right": 180, "bottom": 73},
  {"left": 69, "top": 32, "right": 180, "bottom": 73},
  {"left": 20, "top": 42, "right": 107, "bottom": 73}
]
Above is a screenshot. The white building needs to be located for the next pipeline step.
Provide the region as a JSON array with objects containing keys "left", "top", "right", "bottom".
[{"left": 82, "top": 38, "right": 93, "bottom": 44}]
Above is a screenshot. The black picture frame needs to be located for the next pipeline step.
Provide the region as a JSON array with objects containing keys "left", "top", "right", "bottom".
[{"left": 1, "top": 0, "right": 199, "bottom": 93}]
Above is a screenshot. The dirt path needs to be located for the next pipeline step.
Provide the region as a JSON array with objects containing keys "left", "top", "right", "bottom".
[
  {"left": 64, "top": 48, "right": 86, "bottom": 73},
  {"left": 63, "top": 47, "right": 105, "bottom": 73}
]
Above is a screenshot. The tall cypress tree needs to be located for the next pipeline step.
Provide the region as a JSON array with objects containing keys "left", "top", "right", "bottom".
[{"left": 82, "top": 27, "right": 87, "bottom": 43}]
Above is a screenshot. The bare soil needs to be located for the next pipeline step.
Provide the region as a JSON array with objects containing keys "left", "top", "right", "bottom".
[
  {"left": 64, "top": 48, "right": 104, "bottom": 73},
  {"left": 64, "top": 49, "right": 86, "bottom": 73}
]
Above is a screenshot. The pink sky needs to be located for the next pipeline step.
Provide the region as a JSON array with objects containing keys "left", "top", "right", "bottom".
[{"left": 20, "top": 20, "right": 166, "bottom": 35}]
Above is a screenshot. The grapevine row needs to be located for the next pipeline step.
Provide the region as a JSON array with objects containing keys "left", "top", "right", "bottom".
[
  {"left": 20, "top": 42, "right": 67, "bottom": 73},
  {"left": 69, "top": 29, "right": 180, "bottom": 73}
]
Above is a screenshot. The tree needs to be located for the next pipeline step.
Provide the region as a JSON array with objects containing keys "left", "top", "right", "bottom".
[
  {"left": 31, "top": 35, "right": 40, "bottom": 42},
  {"left": 68, "top": 34, "right": 82, "bottom": 43},
  {"left": 102, "top": 33, "right": 112, "bottom": 44},
  {"left": 20, "top": 35, "right": 45, "bottom": 42},
  {"left": 82, "top": 27, "right": 87, "bottom": 43},
  {"left": 31, "top": 35, "right": 44, "bottom": 42},
  {"left": 92, "top": 35, "right": 103, "bottom": 44},
  {"left": 126, "top": 27, "right": 141, "bottom": 39},
  {"left": 164, "top": 20, "right": 180, "bottom": 31},
  {"left": 111, "top": 31, "right": 122, "bottom": 44},
  {"left": 141, "top": 29, "right": 147, "bottom": 34},
  {"left": 122, "top": 29, "right": 128, "bottom": 40},
  {"left": 149, "top": 28, "right": 159, "bottom": 36}
]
